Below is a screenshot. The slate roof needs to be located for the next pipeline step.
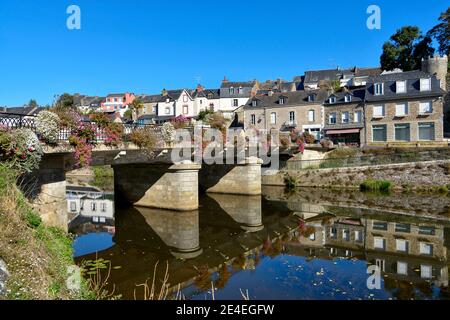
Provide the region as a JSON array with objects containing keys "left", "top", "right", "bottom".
[
  {"left": 1, "top": 106, "right": 46, "bottom": 116},
  {"left": 244, "top": 90, "right": 329, "bottom": 109},
  {"left": 192, "top": 89, "right": 220, "bottom": 99},
  {"left": 106, "top": 93, "right": 127, "bottom": 98},
  {"left": 140, "top": 94, "right": 161, "bottom": 104},
  {"left": 324, "top": 89, "right": 366, "bottom": 105},
  {"left": 220, "top": 81, "right": 257, "bottom": 89},
  {"left": 304, "top": 68, "right": 352, "bottom": 84},
  {"left": 365, "top": 70, "right": 445, "bottom": 102},
  {"left": 354, "top": 67, "right": 382, "bottom": 77},
  {"left": 73, "top": 95, "right": 104, "bottom": 107}
]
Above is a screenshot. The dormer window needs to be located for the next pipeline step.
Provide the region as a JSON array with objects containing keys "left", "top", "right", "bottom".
[
  {"left": 329, "top": 96, "right": 337, "bottom": 104},
  {"left": 420, "top": 78, "right": 431, "bottom": 91},
  {"left": 279, "top": 97, "right": 285, "bottom": 105},
  {"left": 229, "top": 87, "right": 235, "bottom": 95},
  {"left": 208, "top": 93, "right": 213, "bottom": 99},
  {"left": 374, "top": 83, "right": 384, "bottom": 96},
  {"left": 238, "top": 87, "right": 243, "bottom": 94},
  {"left": 252, "top": 100, "right": 257, "bottom": 107},
  {"left": 166, "top": 98, "right": 170, "bottom": 103},
  {"left": 344, "top": 94, "right": 352, "bottom": 103},
  {"left": 396, "top": 81, "right": 406, "bottom": 93},
  {"left": 308, "top": 94, "right": 315, "bottom": 102}
]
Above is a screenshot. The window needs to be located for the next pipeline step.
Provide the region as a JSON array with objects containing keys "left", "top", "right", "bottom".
[
  {"left": 355, "top": 230, "right": 363, "bottom": 242},
  {"left": 152, "top": 106, "right": 157, "bottom": 113},
  {"left": 396, "top": 239, "right": 409, "bottom": 253},
  {"left": 330, "top": 227, "right": 337, "bottom": 239},
  {"left": 279, "top": 98, "right": 285, "bottom": 105},
  {"left": 308, "top": 110, "right": 315, "bottom": 122},
  {"left": 374, "top": 83, "right": 384, "bottom": 95},
  {"left": 397, "top": 262, "right": 408, "bottom": 275},
  {"left": 70, "top": 202, "right": 77, "bottom": 212},
  {"left": 376, "top": 259, "right": 386, "bottom": 272},
  {"left": 418, "top": 122, "right": 435, "bottom": 141},
  {"left": 252, "top": 100, "right": 257, "bottom": 107},
  {"left": 395, "top": 124, "right": 410, "bottom": 141},
  {"left": 419, "top": 226, "right": 435, "bottom": 236},
  {"left": 354, "top": 111, "right": 362, "bottom": 123},
  {"left": 91, "top": 202, "right": 97, "bottom": 212},
  {"left": 372, "top": 125, "right": 387, "bottom": 142},
  {"left": 233, "top": 99, "right": 239, "bottom": 107},
  {"left": 395, "top": 223, "right": 411, "bottom": 233},
  {"left": 395, "top": 103, "right": 408, "bottom": 116},
  {"left": 309, "top": 233, "right": 316, "bottom": 241},
  {"left": 238, "top": 87, "right": 243, "bottom": 94},
  {"left": 342, "top": 111, "right": 349, "bottom": 123},
  {"left": 373, "top": 221, "right": 388, "bottom": 230},
  {"left": 419, "top": 101, "right": 433, "bottom": 114},
  {"left": 165, "top": 107, "right": 170, "bottom": 115},
  {"left": 329, "top": 96, "right": 337, "bottom": 104},
  {"left": 229, "top": 87, "right": 235, "bottom": 95},
  {"left": 420, "top": 78, "right": 431, "bottom": 91},
  {"left": 373, "top": 105, "right": 385, "bottom": 117},
  {"left": 421, "top": 265, "right": 432, "bottom": 279},
  {"left": 342, "top": 229, "right": 350, "bottom": 241},
  {"left": 289, "top": 111, "right": 295, "bottom": 123},
  {"left": 396, "top": 81, "right": 406, "bottom": 93},
  {"left": 329, "top": 113, "right": 337, "bottom": 125},
  {"left": 114, "top": 98, "right": 118, "bottom": 102},
  {"left": 101, "top": 203, "right": 107, "bottom": 212},
  {"left": 183, "top": 105, "right": 189, "bottom": 114},
  {"left": 345, "top": 94, "right": 352, "bottom": 103},
  {"left": 270, "top": 112, "right": 277, "bottom": 125},
  {"left": 308, "top": 94, "right": 315, "bottom": 102},
  {"left": 200, "top": 99, "right": 203, "bottom": 105},
  {"left": 374, "top": 237, "right": 386, "bottom": 250},
  {"left": 420, "top": 242, "right": 433, "bottom": 255},
  {"left": 250, "top": 114, "right": 256, "bottom": 125}
]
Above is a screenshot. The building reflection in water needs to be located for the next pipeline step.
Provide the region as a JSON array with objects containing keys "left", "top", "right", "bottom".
[{"left": 70, "top": 184, "right": 450, "bottom": 300}]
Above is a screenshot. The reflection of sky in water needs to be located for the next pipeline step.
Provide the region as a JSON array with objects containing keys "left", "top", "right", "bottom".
[
  {"left": 73, "top": 233, "right": 115, "bottom": 258},
  {"left": 187, "top": 255, "right": 443, "bottom": 300}
]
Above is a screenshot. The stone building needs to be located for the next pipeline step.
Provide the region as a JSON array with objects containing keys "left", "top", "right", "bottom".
[
  {"left": 364, "top": 70, "right": 446, "bottom": 146},
  {"left": 219, "top": 78, "right": 259, "bottom": 119},
  {"left": 323, "top": 89, "right": 366, "bottom": 146},
  {"left": 243, "top": 90, "right": 328, "bottom": 140}
]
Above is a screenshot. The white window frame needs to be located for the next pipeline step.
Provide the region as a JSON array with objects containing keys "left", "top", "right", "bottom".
[
  {"left": 421, "top": 265, "right": 432, "bottom": 279},
  {"left": 342, "top": 111, "right": 350, "bottom": 123},
  {"left": 279, "top": 98, "right": 285, "bottom": 105},
  {"left": 289, "top": 111, "right": 296, "bottom": 123},
  {"left": 420, "top": 242, "right": 433, "bottom": 255},
  {"left": 397, "top": 261, "right": 408, "bottom": 275},
  {"left": 329, "top": 96, "right": 337, "bottom": 104},
  {"left": 420, "top": 78, "right": 431, "bottom": 91},
  {"left": 270, "top": 112, "right": 277, "bottom": 125},
  {"left": 354, "top": 110, "right": 362, "bottom": 123},
  {"left": 372, "top": 124, "right": 387, "bottom": 142},
  {"left": 396, "top": 81, "right": 406, "bottom": 93},
  {"left": 91, "top": 202, "right": 97, "bottom": 212},
  {"left": 70, "top": 202, "right": 77, "bottom": 212},
  {"left": 344, "top": 94, "right": 352, "bottom": 103},
  {"left": 418, "top": 122, "right": 435, "bottom": 141},
  {"left": 395, "top": 103, "right": 408, "bottom": 117},
  {"left": 374, "top": 237, "right": 386, "bottom": 250},
  {"left": 342, "top": 229, "right": 350, "bottom": 241},
  {"left": 373, "top": 105, "right": 385, "bottom": 118},
  {"left": 329, "top": 112, "right": 337, "bottom": 125},
  {"left": 355, "top": 230, "right": 362, "bottom": 242},
  {"left": 419, "top": 101, "right": 433, "bottom": 114},
  {"left": 233, "top": 99, "right": 239, "bottom": 107},
  {"left": 374, "top": 83, "right": 384, "bottom": 95},
  {"left": 252, "top": 100, "right": 257, "bottom": 107},
  {"left": 165, "top": 107, "right": 170, "bottom": 115},
  {"left": 250, "top": 114, "right": 256, "bottom": 125},
  {"left": 396, "top": 239, "right": 408, "bottom": 253},
  {"left": 308, "top": 110, "right": 315, "bottom": 122}
]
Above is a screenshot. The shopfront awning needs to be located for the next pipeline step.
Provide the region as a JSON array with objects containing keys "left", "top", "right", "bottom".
[{"left": 326, "top": 128, "right": 360, "bottom": 135}]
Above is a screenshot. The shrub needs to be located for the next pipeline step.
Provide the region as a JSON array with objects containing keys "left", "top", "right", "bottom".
[
  {"left": 3, "top": 128, "right": 43, "bottom": 173},
  {"left": 72, "top": 122, "right": 97, "bottom": 144},
  {"left": 320, "top": 139, "right": 333, "bottom": 148},
  {"left": 90, "top": 113, "right": 111, "bottom": 128},
  {"left": 198, "top": 110, "right": 214, "bottom": 121},
  {"left": 208, "top": 112, "right": 227, "bottom": 132},
  {"left": 284, "top": 174, "right": 297, "bottom": 190},
  {"left": 130, "top": 127, "right": 156, "bottom": 149},
  {"left": 279, "top": 135, "right": 290, "bottom": 148},
  {"left": 161, "top": 122, "right": 175, "bottom": 144},
  {"left": 36, "top": 111, "right": 60, "bottom": 145},
  {"left": 53, "top": 108, "right": 81, "bottom": 129},
  {"left": 302, "top": 131, "right": 316, "bottom": 144},
  {"left": 171, "top": 115, "right": 189, "bottom": 129},
  {"left": 104, "top": 123, "right": 124, "bottom": 147},
  {"left": 360, "top": 179, "right": 392, "bottom": 193}
]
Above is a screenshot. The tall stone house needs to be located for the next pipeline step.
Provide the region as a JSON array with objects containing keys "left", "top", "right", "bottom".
[
  {"left": 219, "top": 78, "right": 259, "bottom": 119},
  {"left": 243, "top": 90, "right": 328, "bottom": 140}
]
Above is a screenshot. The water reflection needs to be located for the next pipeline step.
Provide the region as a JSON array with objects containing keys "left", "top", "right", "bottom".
[{"left": 68, "top": 184, "right": 450, "bottom": 300}]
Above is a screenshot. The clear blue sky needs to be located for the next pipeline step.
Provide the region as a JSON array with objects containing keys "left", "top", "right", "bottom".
[{"left": 0, "top": 0, "right": 448, "bottom": 106}]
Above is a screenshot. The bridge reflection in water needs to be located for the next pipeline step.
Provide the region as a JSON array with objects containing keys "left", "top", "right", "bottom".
[{"left": 72, "top": 186, "right": 450, "bottom": 300}]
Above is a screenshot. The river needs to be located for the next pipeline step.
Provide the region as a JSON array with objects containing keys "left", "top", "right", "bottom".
[{"left": 67, "top": 181, "right": 450, "bottom": 300}]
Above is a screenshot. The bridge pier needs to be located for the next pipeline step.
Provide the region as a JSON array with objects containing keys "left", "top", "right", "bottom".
[
  {"left": 199, "top": 157, "right": 262, "bottom": 196},
  {"left": 113, "top": 162, "right": 201, "bottom": 211}
]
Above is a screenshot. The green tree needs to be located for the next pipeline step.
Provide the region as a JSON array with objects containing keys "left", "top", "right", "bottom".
[
  {"left": 54, "top": 93, "right": 74, "bottom": 110},
  {"left": 427, "top": 7, "right": 450, "bottom": 58},
  {"left": 380, "top": 26, "right": 434, "bottom": 71},
  {"left": 28, "top": 99, "right": 38, "bottom": 108},
  {"left": 130, "top": 98, "right": 144, "bottom": 120}
]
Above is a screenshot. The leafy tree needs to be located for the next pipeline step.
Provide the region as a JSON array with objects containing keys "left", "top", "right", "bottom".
[
  {"left": 427, "top": 7, "right": 450, "bottom": 59},
  {"left": 380, "top": 26, "right": 434, "bottom": 71},
  {"left": 123, "top": 109, "right": 133, "bottom": 121},
  {"left": 54, "top": 93, "right": 74, "bottom": 110},
  {"left": 130, "top": 98, "right": 144, "bottom": 120},
  {"left": 28, "top": 99, "right": 38, "bottom": 108}
]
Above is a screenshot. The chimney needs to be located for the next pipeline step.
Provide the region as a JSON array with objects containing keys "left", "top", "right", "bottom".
[
  {"left": 222, "top": 76, "right": 229, "bottom": 84},
  {"left": 162, "top": 89, "right": 168, "bottom": 96},
  {"left": 196, "top": 84, "right": 204, "bottom": 92},
  {"left": 268, "top": 90, "right": 274, "bottom": 97}
]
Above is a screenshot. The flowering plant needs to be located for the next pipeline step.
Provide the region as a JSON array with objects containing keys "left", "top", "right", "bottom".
[
  {"left": 36, "top": 110, "right": 60, "bottom": 145},
  {"left": 161, "top": 122, "right": 175, "bottom": 144},
  {"left": 171, "top": 115, "right": 189, "bottom": 129},
  {"left": 2, "top": 128, "right": 43, "bottom": 173}
]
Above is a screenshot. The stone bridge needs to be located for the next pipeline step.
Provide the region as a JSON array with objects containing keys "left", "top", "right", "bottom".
[{"left": 25, "top": 147, "right": 263, "bottom": 230}]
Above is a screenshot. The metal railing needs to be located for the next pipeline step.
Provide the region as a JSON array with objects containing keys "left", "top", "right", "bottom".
[{"left": 0, "top": 112, "right": 161, "bottom": 143}]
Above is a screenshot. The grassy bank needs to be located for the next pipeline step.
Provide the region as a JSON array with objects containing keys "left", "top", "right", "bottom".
[{"left": 0, "top": 164, "right": 93, "bottom": 300}]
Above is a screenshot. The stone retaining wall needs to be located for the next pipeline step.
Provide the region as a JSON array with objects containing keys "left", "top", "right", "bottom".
[{"left": 263, "top": 160, "right": 450, "bottom": 190}]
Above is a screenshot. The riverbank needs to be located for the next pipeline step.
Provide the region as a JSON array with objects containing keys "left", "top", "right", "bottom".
[
  {"left": 0, "top": 164, "right": 93, "bottom": 300},
  {"left": 264, "top": 159, "right": 450, "bottom": 192}
]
